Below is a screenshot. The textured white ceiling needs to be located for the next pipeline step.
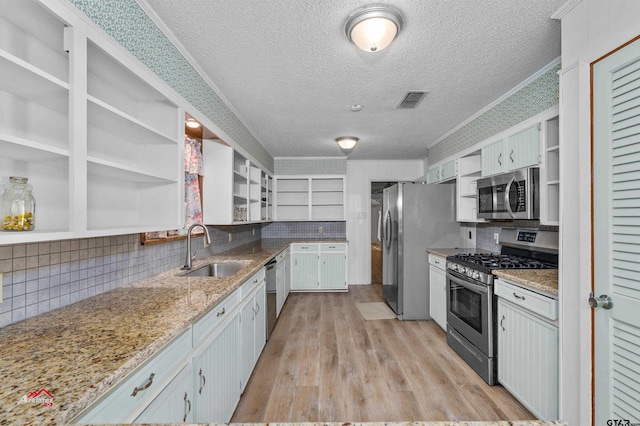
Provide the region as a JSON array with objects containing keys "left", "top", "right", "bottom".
[{"left": 141, "top": 0, "right": 563, "bottom": 160}]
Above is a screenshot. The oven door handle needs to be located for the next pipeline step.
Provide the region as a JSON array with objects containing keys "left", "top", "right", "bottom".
[{"left": 447, "top": 271, "right": 489, "bottom": 294}]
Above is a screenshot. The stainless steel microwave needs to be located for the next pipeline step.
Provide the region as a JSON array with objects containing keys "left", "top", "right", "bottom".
[{"left": 477, "top": 168, "right": 539, "bottom": 220}]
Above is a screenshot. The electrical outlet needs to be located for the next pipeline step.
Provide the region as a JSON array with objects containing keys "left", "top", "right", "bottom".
[
  {"left": 318, "top": 226, "right": 324, "bottom": 234},
  {"left": 0, "top": 272, "right": 3, "bottom": 303},
  {"left": 494, "top": 233, "right": 500, "bottom": 244},
  {"left": 228, "top": 232, "right": 232, "bottom": 242}
]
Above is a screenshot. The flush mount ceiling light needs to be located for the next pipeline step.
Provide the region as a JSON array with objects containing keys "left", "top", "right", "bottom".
[
  {"left": 185, "top": 118, "right": 201, "bottom": 128},
  {"left": 336, "top": 136, "right": 359, "bottom": 154},
  {"left": 345, "top": 5, "right": 403, "bottom": 52}
]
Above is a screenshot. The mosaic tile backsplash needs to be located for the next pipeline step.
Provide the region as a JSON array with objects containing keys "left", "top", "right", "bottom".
[
  {"left": 0, "top": 224, "right": 260, "bottom": 328},
  {"left": 67, "top": 0, "right": 273, "bottom": 172},
  {"left": 262, "top": 221, "right": 347, "bottom": 240}
]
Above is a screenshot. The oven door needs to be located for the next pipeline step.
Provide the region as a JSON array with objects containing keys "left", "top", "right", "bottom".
[{"left": 446, "top": 270, "right": 493, "bottom": 356}]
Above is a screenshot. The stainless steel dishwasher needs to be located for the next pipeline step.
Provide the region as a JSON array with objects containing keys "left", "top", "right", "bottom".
[{"left": 265, "top": 258, "right": 277, "bottom": 339}]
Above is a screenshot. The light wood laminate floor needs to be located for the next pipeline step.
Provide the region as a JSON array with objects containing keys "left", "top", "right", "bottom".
[{"left": 232, "top": 284, "right": 534, "bottom": 423}]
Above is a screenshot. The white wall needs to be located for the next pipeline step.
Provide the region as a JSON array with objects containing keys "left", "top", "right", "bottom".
[
  {"left": 346, "top": 160, "right": 424, "bottom": 284},
  {"left": 554, "top": 1, "right": 640, "bottom": 424}
]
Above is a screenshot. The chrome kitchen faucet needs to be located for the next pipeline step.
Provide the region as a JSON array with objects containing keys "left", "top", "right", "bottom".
[{"left": 181, "top": 223, "right": 212, "bottom": 270}]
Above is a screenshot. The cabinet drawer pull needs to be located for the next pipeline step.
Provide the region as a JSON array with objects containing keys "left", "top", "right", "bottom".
[
  {"left": 183, "top": 392, "right": 191, "bottom": 422},
  {"left": 328, "top": 246, "right": 336, "bottom": 249},
  {"left": 198, "top": 368, "right": 206, "bottom": 394},
  {"left": 131, "top": 373, "right": 155, "bottom": 397},
  {"left": 513, "top": 292, "right": 526, "bottom": 300},
  {"left": 216, "top": 307, "right": 226, "bottom": 317}
]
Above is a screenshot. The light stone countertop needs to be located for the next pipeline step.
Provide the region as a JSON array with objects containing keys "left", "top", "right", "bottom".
[
  {"left": 0, "top": 239, "right": 565, "bottom": 426},
  {"left": 427, "top": 248, "right": 558, "bottom": 298},
  {"left": 0, "top": 239, "right": 308, "bottom": 425},
  {"left": 427, "top": 247, "right": 494, "bottom": 258},
  {"left": 493, "top": 269, "right": 558, "bottom": 298}
]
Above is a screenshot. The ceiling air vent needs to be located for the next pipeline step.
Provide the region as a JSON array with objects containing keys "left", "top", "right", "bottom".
[{"left": 398, "top": 91, "right": 428, "bottom": 109}]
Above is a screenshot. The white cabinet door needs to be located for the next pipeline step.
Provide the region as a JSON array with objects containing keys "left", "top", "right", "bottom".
[
  {"left": 193, "top": 313, "right": 240, "bottom": 423},
  {"left": 240, "top": 282, "right": 266, "bottom": 392},
  {"left": 276, "top": 258, "right": 286, "bottom": 315},
  {"left": 428, "top": 255, "right": 446, "bottom": 330},
  {"left": 291, "top": 252, "right": 319, "bottom": 290},
  {"left": 497, "top": 298, "right": 558, "bottom": 420},
  {"left": 427, "top": 165, "right": 441, "bottom": 184},
  {"left": 440, "top": 159, "right": 457, "bottom": 182},
  {"left": 481, "top": 138, "right": 506, "bottom": 177},
  {"left": 319, "top": 252, "right": 346, "bottom": 290},
  {"left": 284, "top": 248, "right": 291, "bottom": 299},
  {"left": 135, "top": 364, "right": 193, "bottom": 424},
  {"left": 507, "top": 123, "right": 540, "bottom": 171}
]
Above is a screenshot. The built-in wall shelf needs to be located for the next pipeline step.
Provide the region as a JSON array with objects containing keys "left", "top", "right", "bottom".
[
  {"left": 0, "top": 0, "right": 183, "bottom": 244},
  {"left": 275, "top": 175, "right": 345, "bottom": 221}
]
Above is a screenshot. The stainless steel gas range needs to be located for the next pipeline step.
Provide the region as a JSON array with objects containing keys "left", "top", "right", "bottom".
[{"left": 445, "top": 228, "right": 558, "bottom": 385}]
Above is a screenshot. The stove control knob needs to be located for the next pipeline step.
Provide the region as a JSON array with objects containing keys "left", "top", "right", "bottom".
[
  {"left": 449, "top": 263, "right": 457, "bottom": 271},
  {"left": 459, "top": 266, "right": 466, "bottom": 274},
  {"left": 472, "top": 271, "right": 480, "bottom": 280}
]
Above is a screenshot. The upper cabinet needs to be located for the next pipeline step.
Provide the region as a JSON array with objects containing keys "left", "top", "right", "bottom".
[
  {"left": 202, "top": 141, "right": 272, "bottom": 224},
  {"left": 0, "top": 0, "right": 183, "bottom": 244},
  {"left": 275, "top": 175, "right": 345, "bottom": 221},
  {"left": 427, "top": 159, "right": 457, "bottom": 184},
  {"left": 443, "top": 106, "right": 558, "bottom": 224},
  {"left": 481, "top": 124, "right": 541, "bottom": 177}
]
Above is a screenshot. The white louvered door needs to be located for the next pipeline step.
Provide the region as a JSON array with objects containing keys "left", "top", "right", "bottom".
[{"left": 593, "top": 37, "right": 640, "bottom": 424}]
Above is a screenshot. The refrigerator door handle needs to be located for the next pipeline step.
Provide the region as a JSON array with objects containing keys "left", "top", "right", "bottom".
[{"left": 385, "top": 210, "right": 393, "bottom": 251}]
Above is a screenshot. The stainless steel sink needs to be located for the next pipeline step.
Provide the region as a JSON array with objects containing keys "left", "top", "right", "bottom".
[
  {"left": 184, "top": 261, "right": 251, "bottom": 278},
  {"left": 183, "top": 261, "right": 250, "bottom": 278}
]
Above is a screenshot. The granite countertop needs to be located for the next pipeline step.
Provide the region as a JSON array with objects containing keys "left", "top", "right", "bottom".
[
  {"left": 427, "top": 248, "right": 558, "bottom": 298},
  {"left": 427, "top": 247, "right": 494, "bottom": 258},
  {"left": 493, "top": 269, "right": 558, "bottom": 298},
  {"left": 0, "top": 238, "right": 563, "bottom": 426},
  {"left": 0, "top": 239, "right": 307, "bottom": 425}
]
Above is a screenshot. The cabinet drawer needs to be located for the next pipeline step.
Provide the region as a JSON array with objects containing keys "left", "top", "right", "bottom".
[
  {"left": 428, "top": 254, "right": 446, "bottom": 269},
  {"left": 76, "top": 330, "right": 191, "bottom": 423},
  {"left": 291, "top": 244, "right": 318, "bottom": 251},
  {"left": 276, "top": 249, "right": 287, "bottom": 262},
  {"left": 193, "top": 291, "right": 240, "bottom": 347},
  {"left": 320, "top": 243, "right": 346, "bottom": 252},
  {"left": 240, "top": 268, "right": 265, "bottom": 299},
  {"left": 495, "top": 279, "right": 558, "bottom": 320}
]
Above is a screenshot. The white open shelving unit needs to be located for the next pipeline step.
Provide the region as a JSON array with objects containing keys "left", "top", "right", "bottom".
[
  {"left": 0, "top": 0, "right": 183, "bottom": 244},
  {"left": 274, "top": 175, "right": 345, "bottom": 221},
  {"left": 202, "top": 140, "right": 273, "bottom": 225}
]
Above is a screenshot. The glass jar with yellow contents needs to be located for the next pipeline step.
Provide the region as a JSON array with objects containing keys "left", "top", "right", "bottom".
[{"left": 1, "top": 177, "right": 36, "bottom": 231}]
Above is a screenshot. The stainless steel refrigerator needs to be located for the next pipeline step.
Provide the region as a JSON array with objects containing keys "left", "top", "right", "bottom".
[{"left": 382, "top": 182, "right": 460, "bottom": 320}]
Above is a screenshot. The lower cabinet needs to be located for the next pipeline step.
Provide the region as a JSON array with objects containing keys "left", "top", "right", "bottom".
[
  {"left": 290, "top": 243, "right": 348, "bottom": 291},
  {"left": 428, "top": 254, "right": 447, "bottom": 330},
  {"left": 74, "top": 268, "right": 268, "bottom": 424},
  {"left": 276, "top": 249, "right": 287, "bottom": 315},
  {"left": 240, "top": 278, "right": 266, "bottom": 392},
  {"left": 192, "top": 312, "right": 241, "bottom": 423},
  {"left": 495, "top": 279, "right": 559, "bottom": 420},
  {"left": 73, "top": 330, "right": 192, "bottom": 424},
  {"left": 135, "top": 364, "right": 193, "bottom": 423}
]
